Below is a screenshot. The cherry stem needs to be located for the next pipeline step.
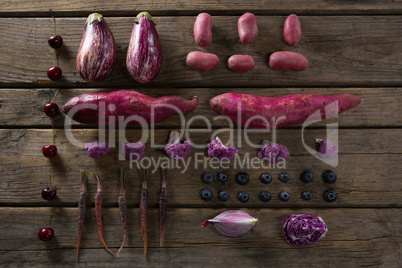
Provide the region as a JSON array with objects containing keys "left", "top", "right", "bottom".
[
  {"left": 47, "top": 215, "right": 53, "bottom": 228},
  {"left": 49, "top": 175, "right": 52, "bottom": 190},
  {"left": 50, "top": 89, "right": 60, "bottom": 103},
  {"left": 52, "top": 15, "right": 56, "bottom": 37},
  {"left": 54, "top": 53, "right": 58, "bottom": 67},
  {"left": 50, "top": 125, "right": 56, "bottom": 145}
]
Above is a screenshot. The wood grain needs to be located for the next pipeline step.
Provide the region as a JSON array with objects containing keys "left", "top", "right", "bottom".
[
  {"left": 0, "top": 87, "right": 400, "bottom": 127},
  {"left": 1, "top": 129, "right": 400, "bottom": 207},
  {"left": 1, "top": 0, "right": 402, "bottom": 16},
  {"left": 0, "top": 16, "right": 401, "bottom": 87},
  {"left": 0, "top": 207, "right": 400, "bottom": 267}
]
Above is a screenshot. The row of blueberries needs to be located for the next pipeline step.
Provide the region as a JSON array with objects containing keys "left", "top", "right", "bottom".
[
  {"left": 201, "top": 170, "right": 337, "bottom": 185},
  {"left": 201, "top": 189, "right": 338, "bottom": 203}
]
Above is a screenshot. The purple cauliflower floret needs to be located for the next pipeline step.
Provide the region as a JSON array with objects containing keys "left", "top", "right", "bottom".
[
  {"left": 164, "top": 131, "right": 192, "bottom": 160},
  {"left": 282, "top": 214, "right": 328, "bottom": 247},
  {"left": 318, "top": 139, "right": 338, "bottom": 158},
  {"left": 121, "top": 140, "right": 145, "bottom": 160},
  {"left": 85, "top": 142, "right": 110, "bottom": 159},
  {"left": 208, "top": 136, "right": 238, "bottom": 160},
  {"left": 257, "top": 140, "right": 290, "bottom": 163}
]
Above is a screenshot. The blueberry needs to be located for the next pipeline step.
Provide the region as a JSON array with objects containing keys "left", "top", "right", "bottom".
[
  {"left": 201, "top": 189, "right": 213, "bottom": 201},
  {"left": 218, "top": 191, "right": 230, "bottom": 201},
  {"left": 202, "top": 172, "right": 214, "bottom": 184},
  {"left": 261, "top": 173, "right": 272, "bottom": 184},
  {"left": 218, "top": 172, "right": 229, "bottom": 183},
  {"left": 301, "top": 191, "right": 313, "bottom": 200},
  {"left": 301, "top": 171, "right": 314, "bottom": 183},
  {"left": 236, "top": 172, "right": 250, "bottom": 185},
  {"left": 324, "top": 190, "right": 337, "bottom": 202},
  {"left": 259, "top": 191, "right": 271, "bottom": 202},
  {"left": 238, "top": 191, "right": 249, "bottom": 203},
  {"left": 324, "top": 170, "right": 337, "bottom": 184},
  {"left": 279, "top": 173, "right": 290, "bottom": 183},
  {"left": 279, "top": 191, "right": 290, "bottom": 201}
]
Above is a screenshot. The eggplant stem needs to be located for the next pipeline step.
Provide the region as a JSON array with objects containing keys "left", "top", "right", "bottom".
[
  {"left": 87, "top": 13, "right": 104, "bottom": 25},
  {"left": 135, "top": 12, "right": 155, "bottom": 25}
]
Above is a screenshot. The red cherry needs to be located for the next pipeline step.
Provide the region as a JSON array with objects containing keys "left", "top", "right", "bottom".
[
  {"left": 42, "top": 187, "right": 57, "bottom": 200},
  {"left": 38, "top": 227, "right": 54, "bottom": 242},
  {"left": 42, "top": 145, "right": 57, "bottom": 158},
  {"left": 48, "top": 35, "right": 63, "bottom": 49},
  {"left": 47, "top": 66, "right": 62, "bottom": 81},
  {"left": 42, "top": 175, "right": 57, "bottom": 201},
  {"left": 44, "top": 103, "right": 59, "bottom": 117}
]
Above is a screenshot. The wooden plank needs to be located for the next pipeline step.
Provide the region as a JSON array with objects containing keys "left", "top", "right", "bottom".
[
  {"left": 0, "top": 16, "right": 401, "bottom": 87},
  {"left": 0, "top": 87, "right": 400, "bottom": 127},
  {"left": 0, "top": 207, "right": 400, "bottom": 267},
  {"left": 0, "top": 129, "right": 401, "bottom": 206},
  {"left": 1, "top": 0, "right": 402, "bottom": 16}
]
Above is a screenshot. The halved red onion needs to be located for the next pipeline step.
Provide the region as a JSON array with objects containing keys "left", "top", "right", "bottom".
[{"left": 201, "top": 210, "right": 258, "bottom": 238}]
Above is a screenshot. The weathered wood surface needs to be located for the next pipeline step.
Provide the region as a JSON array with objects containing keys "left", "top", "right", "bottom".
[
  {"left": 0, "top": 2, "right": 401, "bottom": 267},
  {"left": 0, "top": 207, "right": 400, "bottom": 267},
  {"left": 0, "top": 16, "right": 401, "bottom": 87},
  {"left": 1, "top": 0, "right": 402, "bottom": 16},
  {"left": 0, "top": 87, "right": 400, "bottom": 127},
  {"left": 1, "top": 129, "right": 400, "bottom": 207}
]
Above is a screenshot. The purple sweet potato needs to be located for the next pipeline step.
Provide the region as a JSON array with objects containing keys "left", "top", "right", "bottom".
[
  {"left": 63, "top": 90, "right": 198, "bottom": 126},
  {"left": 194, "top": 13, "right": 212, "bottom": 47},
  {"left": 228, "top": 55, "right": 255, "bottom": 72},
  {"left": 210, "top": 93, "right": 362, "bottom": 129},
  {"left": 269, "top": 51, "right": 308, "bottom": 71},
  {"left": 284, "top": 14, "right": 301, "bottom": 46},
  {"left": 186, "top": 51, "right": 219, "bottom": 72},
  {"left": 238, "top": 13, "right": 258, "bottom": 44}
]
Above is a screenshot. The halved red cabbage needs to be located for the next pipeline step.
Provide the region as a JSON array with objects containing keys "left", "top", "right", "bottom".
[{"left": 282, "top": 214, "right": 328, "bottom": 247}]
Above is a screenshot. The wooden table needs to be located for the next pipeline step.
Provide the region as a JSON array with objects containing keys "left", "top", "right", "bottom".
[{"left": 0, "top": 1, "right": 401, "bottom": 267}]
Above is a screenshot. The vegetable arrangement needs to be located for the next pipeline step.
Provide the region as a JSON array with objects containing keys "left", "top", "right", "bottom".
[{"left": 41, "top": 11, "right": 361, "bottom": 259}]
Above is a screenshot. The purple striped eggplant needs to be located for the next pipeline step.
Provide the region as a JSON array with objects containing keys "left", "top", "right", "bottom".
[
  {"left": 76, "top": 13, "right": 116, "bottom": 82},
  {"left": 126, "top": 12, "right": 162, "bottom": 83}
]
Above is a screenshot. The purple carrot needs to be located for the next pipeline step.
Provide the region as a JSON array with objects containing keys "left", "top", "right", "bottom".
[
  {"left": 159, "top": 168, "right": 168, "bottom": 247},
  {"left": 76, "top": 170, "right": 87, "bottom": 262},
  {"left": 117, "top": 168, "right": 128, "bottom": 257},
  {"left": 138, "top": 168, "right": 148, "bottom": 258},
  {"left": 93, "top": 172, "right": 114, "bottom": 256}
]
